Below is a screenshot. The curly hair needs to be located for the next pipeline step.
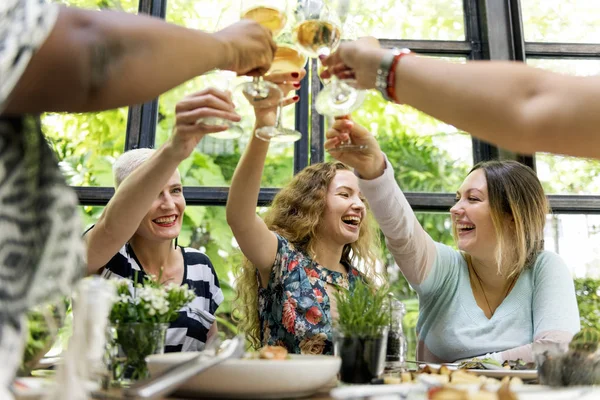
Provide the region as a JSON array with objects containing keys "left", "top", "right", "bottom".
[{"left": 233, "top": 161, "right": 382, "bottom": 349}]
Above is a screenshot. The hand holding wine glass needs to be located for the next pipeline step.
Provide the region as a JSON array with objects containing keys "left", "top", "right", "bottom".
[
  {"left": 213, "top": 19, "right": 278, "bottom": 77},
  {"left": 253, "top": 69, "right": 305, "bottom": 142},
  {"left": 324, "top": 117, "right": 385, "bottom": 179},
  {"left": 236, "top": 0, "right": 290, "bottom": 108},
  {"left": 320, "top": 36, "right": 384, "bottom": 90},
  {"left": 169, "top": 88, "right": 242, "bottom": 159}
]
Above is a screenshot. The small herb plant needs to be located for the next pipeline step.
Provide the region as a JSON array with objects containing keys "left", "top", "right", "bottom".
[{"left": 334, "top": 279, "right": 390, "bottom": 338}]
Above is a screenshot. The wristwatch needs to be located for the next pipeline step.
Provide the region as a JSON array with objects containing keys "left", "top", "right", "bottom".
[{"left": 375, "top": 48, "right": 411, "bottom": 101}]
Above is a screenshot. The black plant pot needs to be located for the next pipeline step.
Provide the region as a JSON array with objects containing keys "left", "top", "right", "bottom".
[{"left": 335, "top": 331, "right": 388, "bottom": 384}]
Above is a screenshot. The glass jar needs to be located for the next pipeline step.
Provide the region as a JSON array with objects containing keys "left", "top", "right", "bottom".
[{"left": 385, "top": 296, "right": 407, "bottom": 372}]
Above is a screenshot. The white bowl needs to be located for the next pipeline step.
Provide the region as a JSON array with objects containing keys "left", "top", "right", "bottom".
[{"left": 147, "top": 353, "right": 341, "bottom": 399}]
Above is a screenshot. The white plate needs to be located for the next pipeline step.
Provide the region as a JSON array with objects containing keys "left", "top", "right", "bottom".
[
  {"left": 466, "top": 368, "right": 538, "bottom": 380},
  {"left": 12, "top": 378, "right": 53, "bottom": 400},
  {"left": 147, "top": 353, "right": 341, "bottom": 399}
]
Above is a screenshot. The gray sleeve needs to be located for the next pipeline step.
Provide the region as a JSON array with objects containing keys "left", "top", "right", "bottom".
[{"left": 0, "top": 0, "right": 59, "bottom": 113}]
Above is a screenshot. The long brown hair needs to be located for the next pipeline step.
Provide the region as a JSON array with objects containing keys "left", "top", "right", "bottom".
[{"left": 233, "top": 162, "right": 382, "bottom": 348}]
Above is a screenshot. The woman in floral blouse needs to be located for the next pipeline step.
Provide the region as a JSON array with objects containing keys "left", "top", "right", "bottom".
[{"left": 227, "top": 88, "right": 382, "bottom": 355}]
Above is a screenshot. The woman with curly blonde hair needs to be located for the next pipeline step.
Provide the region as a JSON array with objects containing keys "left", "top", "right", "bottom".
[
  {"left": 231, "top": 161, "right": 381, "bottom": 353},
  {"left": 227, "top": 81, "right": 382, "bottom": 356}
]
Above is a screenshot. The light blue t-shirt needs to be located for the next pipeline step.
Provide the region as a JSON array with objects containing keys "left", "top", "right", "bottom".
[{"left": 414, "top": 243, "right": 580, "bottom": 362}]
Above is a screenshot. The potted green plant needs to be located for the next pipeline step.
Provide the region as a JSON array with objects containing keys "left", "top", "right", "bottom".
[
  {"left": 333, "top": 280, "right": 390, "bottom": 384},
  {"left": 108, "top": 276, "right": 196, "bottom": 385}
]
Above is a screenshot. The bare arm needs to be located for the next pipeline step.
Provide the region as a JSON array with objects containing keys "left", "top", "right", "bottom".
[
  {"left": 323, "top": 39, "right": 600, "bottom": 159},
  {"left": 393, "top": 55, "right": 600, "bottom": 158},
  {"left": 86, "top": 88, "right": 240, "bottom": 273},
  {"left": 3, "top": 7, "right": 275, "bottom": 115},
  {"left": 226, "top": 72, "right": 304, "bottom": 286}
]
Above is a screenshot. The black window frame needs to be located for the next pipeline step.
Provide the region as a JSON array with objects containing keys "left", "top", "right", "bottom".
[{"left": 74, "top": 0, "right": 600, "bottom": 214}]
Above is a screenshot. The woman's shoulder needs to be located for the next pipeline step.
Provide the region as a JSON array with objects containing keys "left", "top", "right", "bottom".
[
  {"left": 432, "top": 242, "right": 465, "bottom": 265},
  {"left": 533, "top": 250, "right": 567, "bottom": 266},
  {"left": 531, "top": 250, "right": 571, "bottom": 277},
  {"left": 181, "top": 246, "right": 212, "bottom": 264}
]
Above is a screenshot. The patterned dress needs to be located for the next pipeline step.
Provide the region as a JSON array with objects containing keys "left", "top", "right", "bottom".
[
  {"left": 0, "top": 1, "right": 85, "bottom": 395},
  {"left": 259, "top": 233, "right": 362, "bottom": 355}
]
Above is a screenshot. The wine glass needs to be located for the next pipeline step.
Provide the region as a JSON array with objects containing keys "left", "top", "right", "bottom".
[
  {"left": 195, "top": 70, "right": 244, "bottom": 141},
  {"left": 255, "top": 45, "right": 307, "bottom": 142},
  {"left": 312, "top": 1, "right": 366, "bottom": 120},
  {"left": 195, "top": 10, "right": 244, "bottom": 141},
  {"left": 236, "top": 0, "right": 288, "bottom": 109}
]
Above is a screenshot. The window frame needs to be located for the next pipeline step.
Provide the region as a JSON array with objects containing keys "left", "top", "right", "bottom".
[{"left": 73, "top": 0, "right": 600, "bottom": 214}]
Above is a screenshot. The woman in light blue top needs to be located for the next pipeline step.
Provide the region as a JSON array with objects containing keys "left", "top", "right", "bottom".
[{"left": 325, "top": 118, "right": 581, "bottom": 363}]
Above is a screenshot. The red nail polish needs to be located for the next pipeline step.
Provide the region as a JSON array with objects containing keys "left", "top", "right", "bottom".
[
  {"left": 291, "top": 72, "right": 300, "bottom": 78},
  {"left": 293, "top": 82, "right": 301, "bottom": 88},
  {"left": 293, "top": 95, "right": 299, "bottom": 101}
]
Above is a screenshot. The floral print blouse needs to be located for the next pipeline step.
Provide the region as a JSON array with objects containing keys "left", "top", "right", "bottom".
[{"left": 258, "top": 233, "right": 362, "bottom": 355}]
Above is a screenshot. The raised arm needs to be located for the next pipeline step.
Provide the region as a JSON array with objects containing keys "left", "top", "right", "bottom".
[
  {"left": 325, "top": 119, "right": 437, "bottom": 285},
  {"left": 226, "top": 71, "right": 304, "bottom": 285},
  {"left": 86, "top": 88, "right": 240, "bottom": 273},
  {"left": 3, "top": 5, "right": 275, "bottom": 115},
  {"left": 322, "top": 38, "right": 600, "bottom": 160}
]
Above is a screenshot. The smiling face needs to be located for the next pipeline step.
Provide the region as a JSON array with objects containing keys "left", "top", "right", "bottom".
[
  {"left": 317, "top": 170, "right": 366, "bottom": 246},
  {"left": 450, "top": 169, "right": 505, "bottom": 259},
  {"left": 135, "top": 171, "right": 185, "bottom": 242}
]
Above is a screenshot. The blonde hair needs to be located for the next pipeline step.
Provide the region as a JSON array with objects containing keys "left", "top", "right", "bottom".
[
  {"left": 456, "top": 160, "right": 548, "bottom": 277},
  {"left": 233, "top": 162, "right": 382, "bottom": 349},
  {"left": 113, "top": 148, "right": 155, "bottom": 188}
]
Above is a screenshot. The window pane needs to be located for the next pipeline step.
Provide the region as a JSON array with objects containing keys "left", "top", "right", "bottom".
[
  {"left": 521, "top": 0, "right": 600, "bottom": 43},
  {"left": 528, "top": 58, "right": 600, "bottom": 195},
  {"left": 166, "top": 0, "right": 465, "bottom": 43},
  {"left": 155, "top": 77, "right": 295, "bottom": 188},
  {"left": 349, "top": 0, "right": 464, "bottom": 41},
  {"left": 162, "top": 0, "right": 296, "bottom": 188},
  {"left": 545, "top": 214, "right": 600, "bottom": 279},
  {"left": 44, "top": 109, "right": 128, "bottom": 187},
  {"left": 544, "top": 214, "right": 598, "bottom": 330}
]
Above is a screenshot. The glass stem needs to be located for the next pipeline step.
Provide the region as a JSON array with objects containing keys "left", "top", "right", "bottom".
[{"left": 275, "top": 102, "right": 283, "bottom": 128}]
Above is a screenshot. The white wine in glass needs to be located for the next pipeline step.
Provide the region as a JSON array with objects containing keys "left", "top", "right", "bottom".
[
  {"left": 237, "top": 0, "right": 288, "bottom": 108},
  {"left": 255, "top": 45, "right": 307, "bottom": 142},
  {"left": 241, "top": 5, "right": 287, "bottom": 36},
  {"left": 293, "top": 20, "right": 341, "bottom": 58}
]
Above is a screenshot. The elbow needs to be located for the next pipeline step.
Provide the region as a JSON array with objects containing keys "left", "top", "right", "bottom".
[
  {"left": 60, "top": 8, "right": 127, "bottom": 109},
  {"left": 513, "top": 77, "right": 567, "bottom": 155}
]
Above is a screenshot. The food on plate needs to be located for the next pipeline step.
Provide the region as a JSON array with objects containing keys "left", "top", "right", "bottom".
[
  {"left": 501, "top": 359, "right": 535, "bottom": 370},
  {"left": 428, "top": 381, "right": 517, "bottom": 400},
  {"left": 458, "top": 357, "right": 535, "bottom": 370},
  {"left": 243, "top": 345, "right": 289, "bottom": 360}
]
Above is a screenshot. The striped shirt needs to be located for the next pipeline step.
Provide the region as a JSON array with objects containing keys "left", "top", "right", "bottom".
[{"left": 101, "top": 244, "right": 223, "bottom": 352}]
